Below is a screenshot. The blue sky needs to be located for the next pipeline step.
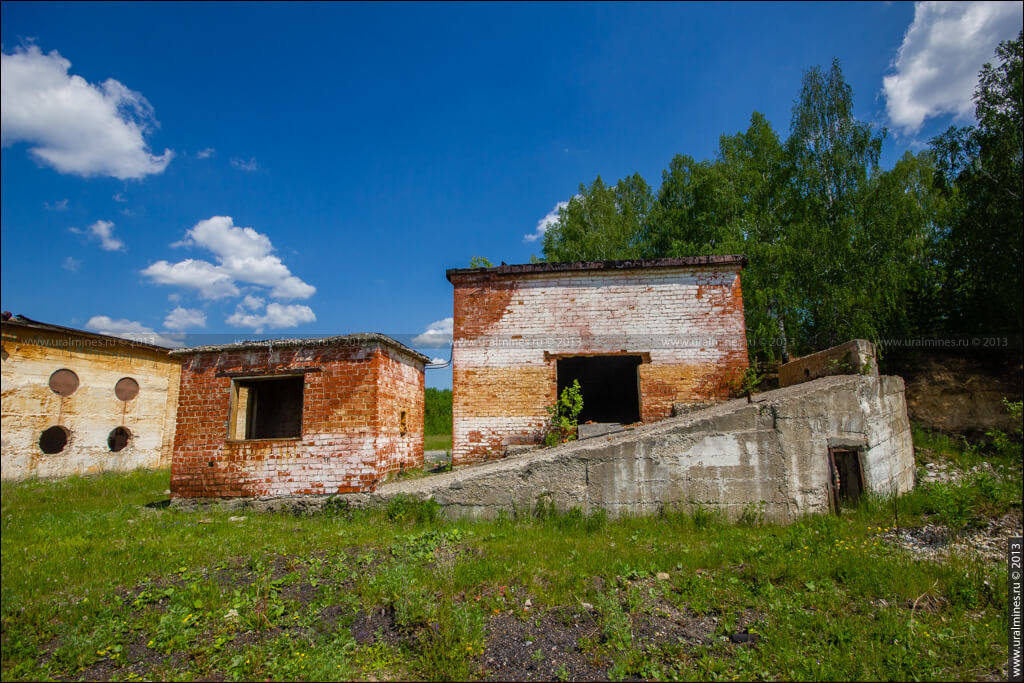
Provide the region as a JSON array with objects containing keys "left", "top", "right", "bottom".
[{"left": 2, "top": 2, "right": 1021, "bottom": 388}]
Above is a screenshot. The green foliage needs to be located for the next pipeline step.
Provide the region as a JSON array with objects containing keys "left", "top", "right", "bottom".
[
  {"left": 542, "top": 41, "right": 1022, "bottom": 360},
  {"left": 737, "top": 501, "right": 766, "bottom": 527},
  {"left": 468, "top": 255, "right": 494, "bottom": 268},
  {"left": 903, "top": 408, "right": 1022, "bottom": 531},
  {"left": 385, "top": 494, "right": 442, "bottom": 525},
  {"left": 544, "top": 379, "right": 584, "bottom": 446},
  {"left": 398, "top": 527, "right": 466, "bottom": 562},
  {"left": 413, "top": 600, "right": 485, "bottom": 681},
  {"left": 542, "top": 175, "right": 652, "bottom": 262},
  {"left": 689, "top": 503, "right": 724, "bottom": 529},
  {"left": 987, "top": 399, "right": 1023, "bottom": 458},
  {"left": 0, "top": 459, "right": 1018, "bottom": 682},
  {"left": 730, "top": 365, "right": 767, "bottom": 398},
  {"left": 424, "top": 432, "right": 453, "bottom": 452},
  {"left": 424, "top": 387, "right": 452, "bottom": 436},
  {"left": 931, "top": 31, "right": 1023, "bottom": 334}
]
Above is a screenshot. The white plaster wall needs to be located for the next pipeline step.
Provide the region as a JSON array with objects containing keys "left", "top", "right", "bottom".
[
  {"left": 1, "top": 334, "right": 180, "bottom": 479},
  {"left": 454, "top": 267, "right": 746, "bottom": 368}
]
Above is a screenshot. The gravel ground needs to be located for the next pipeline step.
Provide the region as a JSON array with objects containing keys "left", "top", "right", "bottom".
[{"left": 881, "top": 513, "right": 1021, "bottom": 563}]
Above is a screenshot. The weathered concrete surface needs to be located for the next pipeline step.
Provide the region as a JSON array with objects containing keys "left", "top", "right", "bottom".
[
  {"left": 1, "top": 319, "right": 181, "bottom": 480},
  {"left": 383, "top": 374, "right": 912, "bottom": 522},
  {"left": 175, "top": 374, "right": 914, "bottom": 523},
  {"left": 578, "top": 423, "right": 624, "bottom": 439},
  {"left": 779, "top": 340, "right": 878, "bottom": 388}
]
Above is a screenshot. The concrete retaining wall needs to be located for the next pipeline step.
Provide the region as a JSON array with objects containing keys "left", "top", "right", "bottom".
[
  {"left": 778, "top": 339, "right": 877, "bottom": 388},
  {"left": 179, "top": 374, "right": 914, "bottom": 523},
  {"left": 373, "top": 374, "right": 912, "bottom": 522}
]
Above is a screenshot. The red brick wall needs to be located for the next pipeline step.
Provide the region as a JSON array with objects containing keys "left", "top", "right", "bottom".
[
  {"left": 375, "top": 346, "right": 425, "bottom": 476},
  {"left": 170, "top": 342, "right": 423, "bottom": 498},
  {"left": 451, "top": 266, "right": 748, "bottom": 464}
]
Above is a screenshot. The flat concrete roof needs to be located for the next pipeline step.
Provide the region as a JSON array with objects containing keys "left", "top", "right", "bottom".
[
  {"left": 446, "top": 255, "right": 746, "bottom": 283},
  {"left": 169, "top": 333, "right": 431, "bottom": 364}
]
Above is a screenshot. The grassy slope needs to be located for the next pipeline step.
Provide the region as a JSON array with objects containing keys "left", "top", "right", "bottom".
[
  {"left": 1, "top": 427, "right": 1019, "bottom": 682},
  {"left": 423, "top": 434, "right": 452, "bottom": 452}
]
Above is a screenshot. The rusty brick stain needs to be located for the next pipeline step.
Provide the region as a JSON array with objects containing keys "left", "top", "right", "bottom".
[
  {"left": 449, "top": 265, "right": 749, "bottom": 465},
  {"left": 452, "top": 278, "right": 519, "bottom": 342}
]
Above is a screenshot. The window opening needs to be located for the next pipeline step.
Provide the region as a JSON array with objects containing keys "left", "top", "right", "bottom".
[
  {"left": 39, "top": 426, "right": 69, "bottom": 454},
  {"left": 49, "top": 369, "right": 79, "bottom": 396},
  {"left": 115, "top": 377, "right": 139, "bottom": 401},
  {"left": 108, "top": 426, "right": 132, "bottom": 452},
  {"left": 230, "top": 376, "right": 304, "bottom": 440}
]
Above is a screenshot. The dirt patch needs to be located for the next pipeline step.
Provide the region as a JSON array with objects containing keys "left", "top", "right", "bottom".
[
  {"left": 280, "top": 579, "right": 319, "bottom": 605},
  {"left": 481, "top": 595, "right": 761, "bottom": 682},
  {"left": 63, "top": 633, "right": 187, "bottom": 683},
  {"left": 483, "top": 608, "right": 606, "bottom": 681},
  {"left": 631, "top": 599, "right": 717, "bottom": 647},
  {"left": 350, "top": 606, "right": 405, "bottom": 645}
]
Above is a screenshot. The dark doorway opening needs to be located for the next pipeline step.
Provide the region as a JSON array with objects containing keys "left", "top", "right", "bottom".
[
  {"left": 556, "top": 355, "right": 641, "bottom": 424},
  {"left": 239, "top": 376, "right": 304, "bottom": 439},
  {"left": 828, "top": 448, "right": 865, "bottom": 511}
]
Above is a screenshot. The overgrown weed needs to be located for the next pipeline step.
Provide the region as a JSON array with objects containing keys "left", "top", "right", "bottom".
[{"left": 1, "top": 417, "right": 1017, "bottom": 682}]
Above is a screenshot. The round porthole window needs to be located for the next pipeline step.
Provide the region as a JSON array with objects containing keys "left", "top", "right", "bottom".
[
  {"left": 48, "top": 369, "right": 79, "bottom": 396},
  {"left": 114, "top": 377, "right": 140, "bottom": 401},
  {"left": 39, "top": 426, "right": 69, "bottom": 454},
  {"left": 108, "top": 426, "right": 132, "bottom": 452}
]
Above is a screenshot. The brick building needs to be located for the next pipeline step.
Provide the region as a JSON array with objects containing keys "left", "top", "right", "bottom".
[
  {"left": 447, "top": 256, "right": 749, "bottom": 464},
  {"left": 1, "top": 315, "right": 181, "bottom": 479},
  {"left": 169, "top": 334, "right": 428, "bottom": 498}
]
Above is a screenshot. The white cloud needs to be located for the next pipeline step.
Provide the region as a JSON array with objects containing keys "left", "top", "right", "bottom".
[
  {"left": 196, "top": 147, "right": 215, "bottom": 159},
  {"left": 62, "top": 256, "right": 80, "bottom": 272},
  {"left": 44, "top": 198, "right": 69, "bottom": 211},
  {"left": 242, "top": 295, "right": 264, "bottom": 311},
  {"left": 89, "top": 219, "right": 124, "bottom": 251},
  {"left": 226, "top": 302, "right": 316, "bottom": 333},
  {"left": 142, "top": 258, "right": 240, "bottom": 299},
  {"left": 1, "top": 44, "right": 173, "bottom": 179},
  {"left": 146, "top": 216, "right": 316, "bottom": 300},
  {"left": 883, "top": 1, "right": 1023, "bottom": 134},
  {"left": 412, "top": 317, "right": 453, "bottom": 347},
  {"left": 112, "top": 192, "right": 127, "bottom": 202},
  {"left": 524, "top": 200, "right": 568, "bottom": 243},
  {"left": 163, "top": 306, "right": 206, "bottom": 331},
  {"left": 230, "top": 157, "right": 261, "bottom": 172},
  {"left": 430, "top": 357, "right": 447, "bottom": 365},
  {"left": 85, "top": 315, "right": 184, "bottom": 348},
  {"left": 179, "top": 215, "right": 273, "bottom": 258}
]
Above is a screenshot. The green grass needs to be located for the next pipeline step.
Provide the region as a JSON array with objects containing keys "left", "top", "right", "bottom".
[
  {"left": 2, "top": 425, "right": 1019, "bottom": 682},
  {"left": 423, "top": 433, "right": 452, "bottom": 452}
]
